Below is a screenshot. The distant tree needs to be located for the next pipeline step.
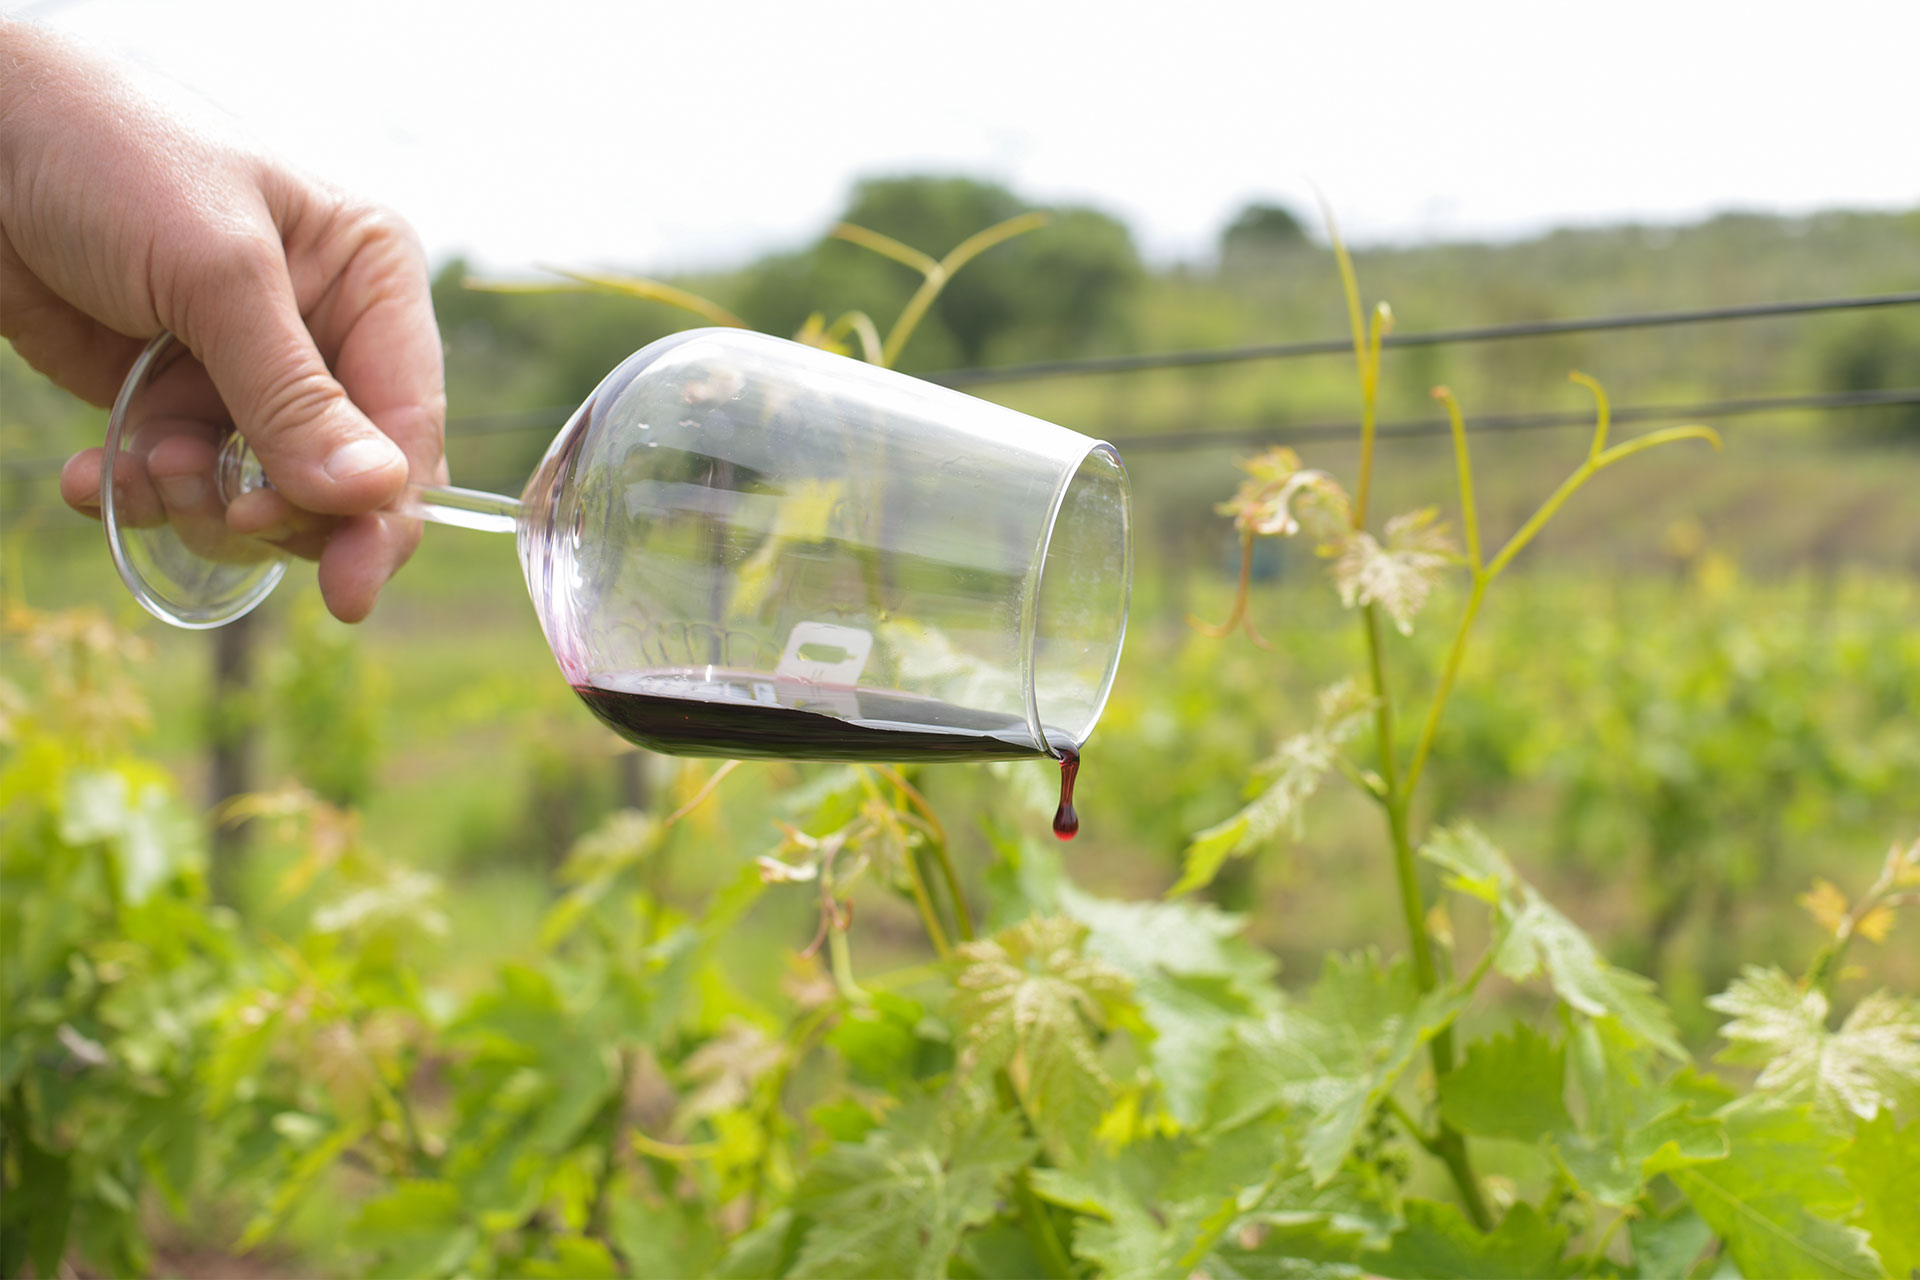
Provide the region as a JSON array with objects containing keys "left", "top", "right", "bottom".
[
  {"left": 840, "top": 176, "right": 1031, "bottom": 266},
  {"left": 733, "top": 175, "right": 1142, "bottom": 370},
  {"left": 992, "top": 205, "right": 1142, "bottom": 362},
  {"left": 1219, "top": 201, "right": 1311, "bottom": 272},
  {"left": 1823, "top": 315, "right": 1920, "bottom": 443}
]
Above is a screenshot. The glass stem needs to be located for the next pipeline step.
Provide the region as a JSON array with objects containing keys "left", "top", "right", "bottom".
[
  {"left": 217, "top": 432, "right": 523, "bottom": 535},
  {"left": 396, "top": 483, "right": 521, "bottom": 534}
]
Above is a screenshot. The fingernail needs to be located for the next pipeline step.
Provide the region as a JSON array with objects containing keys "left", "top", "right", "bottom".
[
  {"left": 156, "top": 474, "right": 207, "bottom": 508},
  {"left": 324, "top": 438, "right": 405, "bottom": 482}
]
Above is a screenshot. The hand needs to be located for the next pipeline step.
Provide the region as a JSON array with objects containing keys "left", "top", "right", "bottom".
[{"left": 0, "top": 19, "right": 447, "bottom": 622}]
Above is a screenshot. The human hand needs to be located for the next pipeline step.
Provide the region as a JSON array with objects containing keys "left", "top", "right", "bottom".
[{"left": 0, "top": 19, "right": 446, "bottom": 622}]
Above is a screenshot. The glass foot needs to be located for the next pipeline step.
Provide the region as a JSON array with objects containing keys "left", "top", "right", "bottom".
[{"left": 101, "top": 333, "right": 286, "bottom": 629}]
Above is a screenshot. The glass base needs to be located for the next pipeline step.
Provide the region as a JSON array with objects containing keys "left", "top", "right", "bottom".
[{"left": 101, "top": 333, "right": 287, "bottom": 628}]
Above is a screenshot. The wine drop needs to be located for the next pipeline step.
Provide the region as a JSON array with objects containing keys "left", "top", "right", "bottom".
[{"left": 1053, "top": 747, "right": 1081, "bottom": 840}]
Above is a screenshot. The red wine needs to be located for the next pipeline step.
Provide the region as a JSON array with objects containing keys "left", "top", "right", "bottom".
[
  {"left": 573, "top": 669, "right": 1089, "bottom": 837},
  {"left": 572, "top": 669, "right": 1066, "bottom": 762},
  {"left": 1053, "top": 748, "right": 1080, "bottom": 841}
]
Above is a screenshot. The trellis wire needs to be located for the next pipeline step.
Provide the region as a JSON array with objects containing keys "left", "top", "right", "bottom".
[{"left": 2, "top": 290, "right": 1915, "bottom": 488}]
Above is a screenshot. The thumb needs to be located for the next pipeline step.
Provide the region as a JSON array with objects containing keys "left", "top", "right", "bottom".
[{"left": 182, "top": 251, "right": 409, "bottom": 516}]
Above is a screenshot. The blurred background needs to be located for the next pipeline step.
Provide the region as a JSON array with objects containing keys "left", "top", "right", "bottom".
[{"left": 5, "top": 0, "right": 1918, "bottom": 1141}]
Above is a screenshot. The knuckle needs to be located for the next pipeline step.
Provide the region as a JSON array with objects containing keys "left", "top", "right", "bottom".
[
  {"left": 249, "top": 363, "right": 343, "bottom": 442},
  {"left": 340, "top": 200, "right": 430, "bottom": 278},
  {"left": 199, "top": 225, "right": 285, "bottom": 288},
  {"left": 351, "top": 198, "right": 416, "bottom": 246},
  {"left": 169, "top": 227, "right": 285, "bottom": 331}
]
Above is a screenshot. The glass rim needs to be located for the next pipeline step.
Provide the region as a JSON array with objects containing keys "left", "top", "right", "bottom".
[{"left": 1020, "top": 438, "right": 1132, "bottom": 759}]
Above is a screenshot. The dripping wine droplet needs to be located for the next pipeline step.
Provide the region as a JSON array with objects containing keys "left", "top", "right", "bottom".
[{"left": 1053, "top": 747, "right": 1081, "bottom": 840}]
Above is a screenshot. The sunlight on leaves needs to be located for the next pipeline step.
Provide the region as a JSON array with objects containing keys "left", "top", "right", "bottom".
[
  {"left": 1332, "top": 508, "right": 1457, "bottom": 635},
  {"left": 1708, "top": 965, "right": 1920, "bottom": 1123},
  {"left": 951, "top": 916, "right": 1135, "bottom": 1164},
  {"left": 1854, "top": 905, "right": 1896, "bottom": 944},
  {"left": 1195, "top": 453, "right": 1353, "bottom": 644},
  {"left": 675, "top": 1021, "right": 784, "bottom": 1134},
  {"left": 520, "top": 1236, "right": 622, "bottom": 1280},
  {"left": 1214, "top": 449, "right": 1352, "bottom": 544},
  {"left": 1892, "top": 836, "right": 1920, "bottom": 889},
  {"left": 2, "top": 603, "right": 153, "bottom": 751},
  {"left": 310, "top": 867, "right": 446, "bottom": 939},
  {"left": 1799, "top": 878, "right": 1851, "bottom": 936}
]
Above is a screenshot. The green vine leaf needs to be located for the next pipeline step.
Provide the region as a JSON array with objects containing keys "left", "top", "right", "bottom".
[
  {"left": 1030, "top": 1151, "right": 1212, "bottom": 1280},
  {"left": 1062, "top": 887, "right": 1280, "bottom": 1126},
  {"left": 711, "top": 1209, "right": 804, "bottom": 1280},
  {"left": 1669, "top": 1101, "right": 1880, "bottom": 1280},
  {"left": 1360, "top": 1200, "right": 1574, "bottom": 1279},
  {"left": 1419, "top": 824, "right": 1515, "bottom": 904},
  {"left": 1708, "top": 966, "right": 1920, "bottom": 1123},
  {"left": 1838, "top": 1108, "right": 1920, "bottom": 1279},
  {"left": 1027, "top": 1130, "right": 1366, "bottom": 1280},
  {"left": 1551, "top": 1100, "right": 1727, "bottom": 1208},
  {"left": 1175, "top": 680, "right": 1372, "bottom": 897},
  {"left": 1437, "top": 1025, "right": 1573, "bottom": 1142},
  {"left": 444, "top": 965, "right": 621, "bottom": 1208},
  {"left": 607, "top": 1191, "right": 722, "bottom": 1280},
  {"left": 1207, "top": 1218, "right": 1368, "bottom": 1280},
  {"left": 1331, "top": 508, "right": 1456, "bottom": 635},
  {"left": 235, "top": 1121, "right": 369, "bottom": 1251},
  {"left": 2, "top": 1116, "right": 71, "bottom": 1280},
  {"left": 950, "top": 916, "right": 1135, "bottom": 1164},
  {"left": 348, "top": 1179, "right": 479, "bottom": 1280},
  {"left": 1498, "top": 889, "right": 1683, "bottom": 1058},
  {"left": 787, "top": 1095, "right": 1035, "bottom": 1280},
  {"left": 1422, "top": 824, "right": 1684, "bottom": 1058},
  {"left": 1555, "top": 1023, "right": 1731, "bottom": 1208},
  {"left": 542, "top": 810, "right": 663, "bottom": 946},
  {"left": 1627, "top": 1206, "right": 1714, "bottom": 1280},
  {"left": 520, "top": 1236, "right": 622, "bottom": 1279},
  {"left": 1208, "top": 950, "right": 1468, "bottom": 1184}
]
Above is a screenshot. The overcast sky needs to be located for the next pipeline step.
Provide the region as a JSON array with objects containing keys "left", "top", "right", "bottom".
[{"left": 9, "top": 0, "right": 1917, "bottom": 274}]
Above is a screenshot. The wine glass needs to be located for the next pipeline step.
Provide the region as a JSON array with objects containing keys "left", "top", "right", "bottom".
[{"left": 101, "top": 328, "right": 1132, "bottom": 765}]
